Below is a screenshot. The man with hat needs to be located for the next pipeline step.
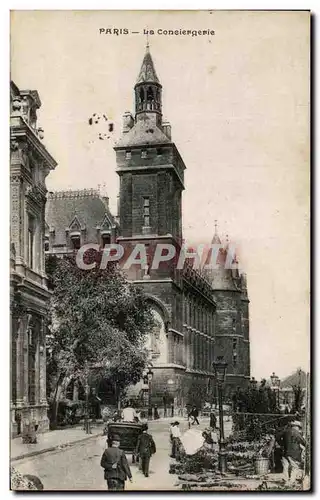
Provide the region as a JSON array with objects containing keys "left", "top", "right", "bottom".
[
  {"left": 100, "top": 434, "right": 132, "bottom": 490},
  {"left": 135, "top": 424, "right": 156, "bottom": 477},
  {"left": 276, "top": 420, "right": 306, "bottom": 486}
]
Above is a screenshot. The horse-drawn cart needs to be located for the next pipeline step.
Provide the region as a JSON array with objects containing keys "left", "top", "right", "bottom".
[{"left": 105, "top": 422, "right": 144, "bottom": 463}]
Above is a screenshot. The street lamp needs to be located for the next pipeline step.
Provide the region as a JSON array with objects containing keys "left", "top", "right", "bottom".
[
  {"left": 147, "top": 366, "right": 154, "bottom": 420},
  {"left": 270, "top": 372, "right": 281, "bottom": 408},
  {"left": 212, "top": 356, "right": 228, "bottom": 473},
  {"left": 250, "top": 377, "right": 258, "bottom": 389},
  {"left": 84, "top": 361, "right": 92, "bottom": 434},
  {"left": 167, "top": 379, "right": 175, "bottom": 417}
]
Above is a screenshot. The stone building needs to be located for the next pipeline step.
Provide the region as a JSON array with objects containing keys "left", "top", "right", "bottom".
[
  {"left": 10, "top": 81, "right": 57, "bottom": 436},
  {"left": 45, "top": 188, "right": 118, "bottom": 254},
  {"left": 45, "top": 47, "right": 251, "bottom": 406},
  {"left": 113, "top": 46, "right": 249, "bottom": 405}
]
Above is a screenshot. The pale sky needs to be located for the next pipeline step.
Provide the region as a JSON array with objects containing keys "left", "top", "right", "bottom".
[{"left": 10, "top": 10, "right": 310, "bottom": 380}]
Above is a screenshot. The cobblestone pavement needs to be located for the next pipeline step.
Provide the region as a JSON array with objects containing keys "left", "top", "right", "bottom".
[{"left": 13, "top": 417, "right": 233, "bottom": 491}]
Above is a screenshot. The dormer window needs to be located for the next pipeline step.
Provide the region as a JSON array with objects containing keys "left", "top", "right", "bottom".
[
  {"left": 71, "top": 235, "right": 81, "bottom": 250},
  {"left": 141, "top": 150, "right": 147, "bottom": 159},
  {"left": 101, "top": 233, "right": 111, "bottom": 247}
]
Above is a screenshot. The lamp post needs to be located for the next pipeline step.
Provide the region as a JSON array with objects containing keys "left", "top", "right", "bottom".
[
  {"left": 212, "top": 357, "right": 228, "bottom": 473},
  {"left": 270, "top": 372, "right": 281, "bottom": 408},
  {"left": 147, "top": 366, "right": 154, "bottom": 420},
  {"left": 250, "top": 377, "right": 258, "bottom": 390},
  {"left": 84, "top": 362, "right": 91, "bottom": 434}
]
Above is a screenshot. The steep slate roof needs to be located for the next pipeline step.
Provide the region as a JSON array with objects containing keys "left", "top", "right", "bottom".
[
  {"left": 115, "top": 115, "right": 171, "bottom": 148},
  {"left": 136, "top": 46, "right": 160, "bottom": 85},
  {"left": 280, "top": 370, "right": 307, "bottom": 389},
  {"left": 45, "top": 189, "right": 116, "bottom": 245}
]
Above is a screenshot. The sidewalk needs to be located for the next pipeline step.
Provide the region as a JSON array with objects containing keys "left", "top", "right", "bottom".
[{"left": 11, "top": 424, "right": 103, "bottom": 462}]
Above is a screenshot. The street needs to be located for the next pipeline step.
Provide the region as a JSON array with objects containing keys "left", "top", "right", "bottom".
[{"left": 13, "top": 418, "right": 233, "bottom": 491}]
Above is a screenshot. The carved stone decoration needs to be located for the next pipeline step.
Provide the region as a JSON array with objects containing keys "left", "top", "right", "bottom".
[
  {"left": 10, "top": 140, "right": 19, "bottom": 152},
  {"left": 146, "top": 309, "right": 167, "bottom": 364},
  {"left": 12, "top": 97, "right": 22, "bottom": 113},
  {"left": 25, "top": 184, "right": 46, "bottom": 206}
]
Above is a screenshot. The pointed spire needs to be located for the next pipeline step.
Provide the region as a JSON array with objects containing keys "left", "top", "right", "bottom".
[
  {"left": 211, "top": 220, "right": 221, "bottom": 244},
  {"left": 136, "top": 45, "right": 160, "bottom": 85}
]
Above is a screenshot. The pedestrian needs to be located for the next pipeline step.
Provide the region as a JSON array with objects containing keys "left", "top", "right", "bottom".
[
  {"left": 135, "top": 424, "right": 156, "bottom": 477},
  {"left": 122, "top": 402, "right": 138, "bottom": 422},
  {"left": 153, "top": 405, "right": 160, "bottom": 420},
  {"left": 100, "top": 434, "right": 133, "bottom": 490},
  {"left": 276, "top": 420, "right": 306, "bottom": 487},
  {"left": 190, "top": 406, "right": 200, "bottom": 425},
  {"left": 209, "top": 409, "right": 217, "bottom": 429},
  {"left": 171, "top": 403, "right": 174, "bottom": 418},
  {"left": 170, "top": 421, "right": 182, "bottom": 459}
]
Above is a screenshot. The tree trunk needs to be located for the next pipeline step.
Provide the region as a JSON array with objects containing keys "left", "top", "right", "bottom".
[{"left": 50, "top": 374, "right": 73, "bottom": 429}]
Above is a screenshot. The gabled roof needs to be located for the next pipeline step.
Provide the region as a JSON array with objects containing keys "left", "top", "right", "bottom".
[
  {"left": 45, "top": 189, "right": 117, "bottom": 246},
  {"left": 136, "top": 46, "right": 160, "bottom": 85}
]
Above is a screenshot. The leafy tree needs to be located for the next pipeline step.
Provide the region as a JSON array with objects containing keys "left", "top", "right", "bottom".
[{"left": 46, "top": 252, "right": 155, "bottom": 427}]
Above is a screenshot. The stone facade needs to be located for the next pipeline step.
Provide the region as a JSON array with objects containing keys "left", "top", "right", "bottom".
[
  {"left": 10, "top": 81, "right": 57, "bottom": 436},
  {"left": 114, "top": 46, "right": 231, "bottom": 408},
  {"left": 44, "top": 47, "right": 251, "bottom": 407}
]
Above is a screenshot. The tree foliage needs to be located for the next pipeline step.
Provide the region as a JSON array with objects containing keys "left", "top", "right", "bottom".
[{"left": 46, "top": 253, "right": 156, "bottom": 422}]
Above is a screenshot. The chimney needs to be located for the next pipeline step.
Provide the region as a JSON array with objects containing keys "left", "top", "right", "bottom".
[
  {"left": 123, "top": 111, "right": 134, "bottom": 134},
  {"left": 162, "top": 121, "right": 171, "bottom": 140},
  {"left": 102, "top": 196, "right": 109, "bottom": 208}
]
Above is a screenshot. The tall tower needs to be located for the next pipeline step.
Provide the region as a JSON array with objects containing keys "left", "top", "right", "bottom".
[
  {"left": 206, "top": 227, "right": 250, "bottom": 395},
  {"left": 114, "top": 45, "right": 185, "bottom": 276}
]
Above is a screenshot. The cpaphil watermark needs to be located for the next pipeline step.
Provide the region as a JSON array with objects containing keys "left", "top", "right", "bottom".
[{"left": 76, "top": 242, "right": 238, "bottom": 271}]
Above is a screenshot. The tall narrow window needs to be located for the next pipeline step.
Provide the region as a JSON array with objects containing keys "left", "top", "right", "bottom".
[
  {"left": 233, "top": 337, "right": 237, "bottom": 366},
  {"left": 143, "top": 197, "right": 150, "bottom": 227},
  {"left": 44, "top": 237, "right": 49, "bottom": 252},
  {"left": 28, "top": 325, "right": 36, "bottom": 405},
  {"left": 233, "top": 351, "right": 238, "bottom": 366},
  {"left": 125, "top": 150, "right": 131, "bottom": 160},
  {"left": 28, "top": 214, "right": 35, "bottom": 269}
]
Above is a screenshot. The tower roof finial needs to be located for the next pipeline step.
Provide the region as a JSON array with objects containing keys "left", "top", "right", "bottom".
[
  {"left": 136, "top": 44, "right": 160, "bottom": 85},
  {"left": 211, "top": 220, "right": 221, "bottom": 245}
]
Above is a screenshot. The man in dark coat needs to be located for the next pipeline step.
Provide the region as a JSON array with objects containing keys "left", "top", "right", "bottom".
[
  {"left": 135, "top": 424, "right": 156, "bottom": 477},
  {"left": 190, "top": 406, "right": 200, "bottom": 425},
  {"left": 209, "top": 410, "right": 217, "bottom": 429},
  {"left": 276, "top": 421, "right": 306, "bottom": 486},
  {"left": 100, "top": 434, "right": 132, "bottom": 490}
]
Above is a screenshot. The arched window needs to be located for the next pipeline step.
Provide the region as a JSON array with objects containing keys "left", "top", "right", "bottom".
[{"left": 139, "top": 88, "right": 145, "bottom": 104}]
